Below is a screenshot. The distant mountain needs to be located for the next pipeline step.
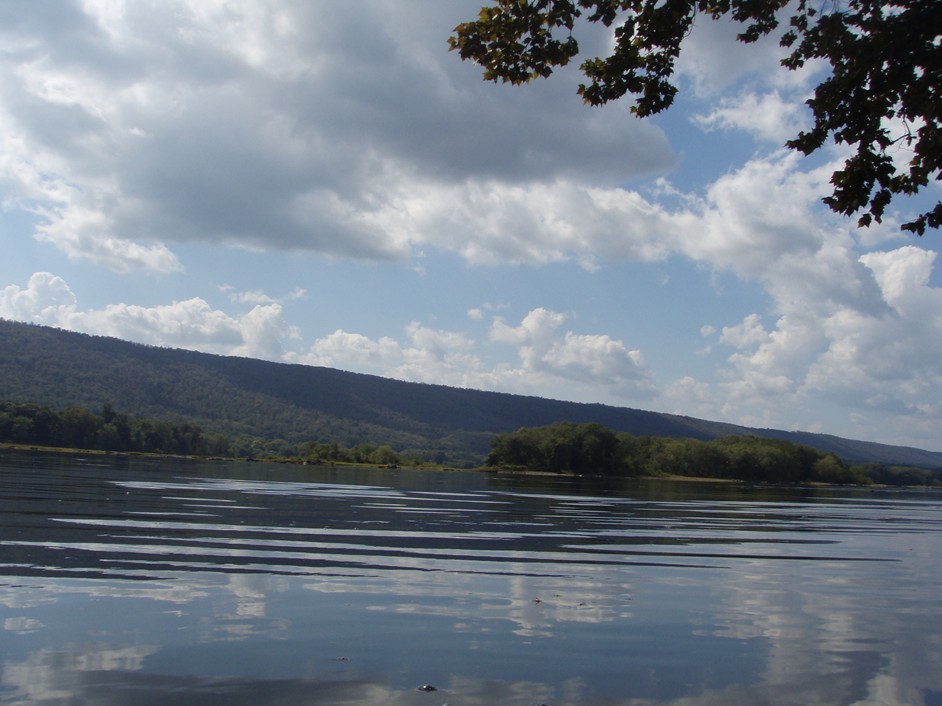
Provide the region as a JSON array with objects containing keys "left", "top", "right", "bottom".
[{"left": 2, "top": 318, "right": 940, "bottom": 468}]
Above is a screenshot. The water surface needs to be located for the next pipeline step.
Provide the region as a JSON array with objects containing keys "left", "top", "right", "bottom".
[{"left": 1, "top": 454, "right": 941, "bottom": 705}]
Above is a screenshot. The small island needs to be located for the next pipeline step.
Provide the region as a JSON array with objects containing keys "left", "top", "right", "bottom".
[{"left": 484, "top": 422, "right": 941, "bottom": 487}]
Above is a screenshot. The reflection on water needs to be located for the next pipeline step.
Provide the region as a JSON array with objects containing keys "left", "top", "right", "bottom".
[{"left": 1, "top": 454, "right": 941, "bottom": 705}]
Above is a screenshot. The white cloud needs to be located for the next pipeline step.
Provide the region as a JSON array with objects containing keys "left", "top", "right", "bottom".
[
  {"left": 490, "top": 308, "right": 655, "bottom": 397},
  {"left": 297, "top": 329, "right": 399, "bottom": 369},
  {"left": 0, "top": 272, "right": 77, "bottom": 322},
  {"left": 491, "top": 308, "right": 567, "bottom": 349},
  {"left": 290, "top": 308, "right": 655, "bottom": 403},
  {"left": 674, "top": 7, "right": 828, "bottom": 98},
  {"left": 35, "top": 226, "right": 183, "bottom": 274},
  {"left": 0, "top": 272, "right": 296, "bottom": 361},
  {"left": 675, "top": 244, "right": 942, "bottom": 443},
  {"left": 0, "top": 1, "right": 676, "bottom": 272},
  {"left": 74, "top": 299, "right": 245, "bottom": 349},
  {"left": 227, "top": 287, "right": 307, "bottom": 306},
  {"left": 860, "top": 246, "right": 937, "bottom": 311},
  {"left": 693, "top": 91, "right": 809, "bottom": 144},
  {"left": 358, "top": 177, "right": 679, "bottom": 269},
  {"left": 229, "top": 290, "right": 276, "bottom": 305},
  {"left": 720, "top": 314, "right": 769, "bottom": 350},
  {"left": 232, "top": 303, "right": 300, "bottom": 360},
  {"left": 291, "top": 323, "right": 485, "bottom": 389},
  {"left": 807, "top": 247, "right": 942, "bottom": 395},
  {"left": 675, "top": 13, "right": 791, "bottom": 96},
  {"left": 545, "top": 332, "right": 650, "bottom": 387},
  {"left": 342, "top": 147, "right": 898, "bottom": 287}
]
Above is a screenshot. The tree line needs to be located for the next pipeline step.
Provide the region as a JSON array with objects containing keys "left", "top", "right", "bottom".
[
  {"left": 486, "top": 422, "right": 941, "bottom": 487},
  {"left": 0, "top": 400, "right": 419, "bottom": 466},
  {"left": 4, "top": 400, "right": 938, "bottom": 485},
  {"left": 0, "top": 401, "right": 228, "bottom": 457},
  {"left": 298, "top": 441, "right": 409, "bottom": 467}
]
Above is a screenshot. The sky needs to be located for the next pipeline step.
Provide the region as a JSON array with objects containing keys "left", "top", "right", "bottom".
[{"left": 1, "top": 1, "right": 940, "bottom": 451}]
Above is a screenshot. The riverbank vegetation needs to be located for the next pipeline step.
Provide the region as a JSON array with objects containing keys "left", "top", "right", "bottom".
[
  {"left": 0, "top": 400, "right": 425, "bottom": 466},
  {"left": 2, "top": 401, "right": 938, "bottom": 485},
  {"left": 0, "top": 400, "right": 225, "bottom": 457},
  {"left": 486, "top": 422, "right": 941, "bottom": 487}
]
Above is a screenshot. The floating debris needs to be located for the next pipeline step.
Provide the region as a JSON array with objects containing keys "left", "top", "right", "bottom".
[{"left": 416, "top": 684, "right": 438, "bottom": 692}]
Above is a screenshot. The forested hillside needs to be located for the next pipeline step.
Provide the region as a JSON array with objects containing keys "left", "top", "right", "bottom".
[{"left": 2, "top": 319, "right": 940, "bottom": 468}]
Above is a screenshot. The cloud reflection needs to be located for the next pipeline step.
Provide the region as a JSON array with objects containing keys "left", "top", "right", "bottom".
[
  {"left": 2, "top": 643, "right": 159, "bottom": 704},
  {"left": 1, "top": 460, "right": 941, "bottom": 706}
]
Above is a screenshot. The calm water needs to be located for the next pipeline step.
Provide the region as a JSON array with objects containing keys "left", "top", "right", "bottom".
[{"left": 1, "top": 454, "right": 941, "bottom": 706}]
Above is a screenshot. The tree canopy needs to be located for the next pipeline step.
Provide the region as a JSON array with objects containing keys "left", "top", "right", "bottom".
[{"left": 450, "top": 0, "right": 941, "bottom": 235}]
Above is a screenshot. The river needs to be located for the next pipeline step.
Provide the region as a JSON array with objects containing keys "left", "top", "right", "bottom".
[{"left": 1, "top": 453, "right": 940, "bottom": 705}]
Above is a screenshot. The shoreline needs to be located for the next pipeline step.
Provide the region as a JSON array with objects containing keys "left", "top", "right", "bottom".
[{"left": 2, "top": 442, "right": 936, "bottom": 489}]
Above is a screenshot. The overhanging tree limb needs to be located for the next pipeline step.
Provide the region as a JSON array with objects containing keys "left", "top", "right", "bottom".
[{"left": 450, "top": 0, "right": 941, "bottom": 234}]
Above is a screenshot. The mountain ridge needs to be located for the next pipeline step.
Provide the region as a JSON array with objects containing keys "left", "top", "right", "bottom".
[{"left": 1, "top": 318, "right": 939, "bottom": 468}]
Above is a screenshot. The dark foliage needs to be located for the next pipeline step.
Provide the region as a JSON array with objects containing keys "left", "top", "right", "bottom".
[
  {"left": 0, "top": 399, "right": 425, "bottom": 465},
  {"left": 487, "top": 423, "right": 941, "bottom": 485},
  {"left": 0, "top": 401, "right": 212, "bottom": 456},
  {"left": 487, "top": 421, "right": 623, "bottom": 473}
]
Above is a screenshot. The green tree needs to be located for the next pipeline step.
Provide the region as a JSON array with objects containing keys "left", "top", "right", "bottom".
[
  {"left": 99, "top": 405, "right": 131, "bottom": 451},
  {"left": 205, "top": 433, "right": 232, "bottom": 457},
  {"left": 487, "top": 421, "right": 626, "bottom": 474},
  {"left": 451, "top": 0, "right": 941, "bottom": 235},
  {"left": 650, "top": 437, "right": 727, "bottom": 477},
  {"left": 812, "top": 453, "right": 870, "bottom": 484},
  {"left": 8, "top": 415, "right": 34, "bottom": 443},
  {"left": 487, "top": 428, "right": 541, "bottom": 468},
  {"left": 351, "top": 443, "right": 378, "bottom": 463},
  {"left": 370, "top": 445, "right": 400, "bottom": 465}
]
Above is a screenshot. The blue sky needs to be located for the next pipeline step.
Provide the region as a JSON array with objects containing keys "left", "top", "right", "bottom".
[{"left": 1, "top": 1, "right": 940, "bottom": 450}]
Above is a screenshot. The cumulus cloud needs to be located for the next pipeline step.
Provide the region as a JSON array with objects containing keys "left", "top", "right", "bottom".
[
  {"left": 345, "top": 146, "right": 903, "bottom": 283},
  {"left": 289, "top": 322, "right": 487, "bottom": 389},
  {"left": 1, "top": 272, "right": 77, "bottom": 322},
  {"left": 491, "top": 309, "right": 654, "bottom": 398},
  {"left": 0, "top": 1, "right": 675, "bottom": 272},
  {"left": 680, "top": 244, "right": 942, "bottom": 441},
  {"left": 720, "top": 314, "right": 769, "bottom": 350},
  {"left": 0, "top": 272, "right": 296, "bottom": 360},
  {"left": 290, "top": 308, "right": 655, "bottom": 403},
  {"left": 564, "top": 146, "right": 942, "bottom": 443},
  {"left": 300, "top": 330, "right": 404, "bottom": 369},
  {"left": 75, "top": 298, "right": 245, "bottom": 348},
  {"left": 809, "top": 247, "right": 942, "bottom": 394}
]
